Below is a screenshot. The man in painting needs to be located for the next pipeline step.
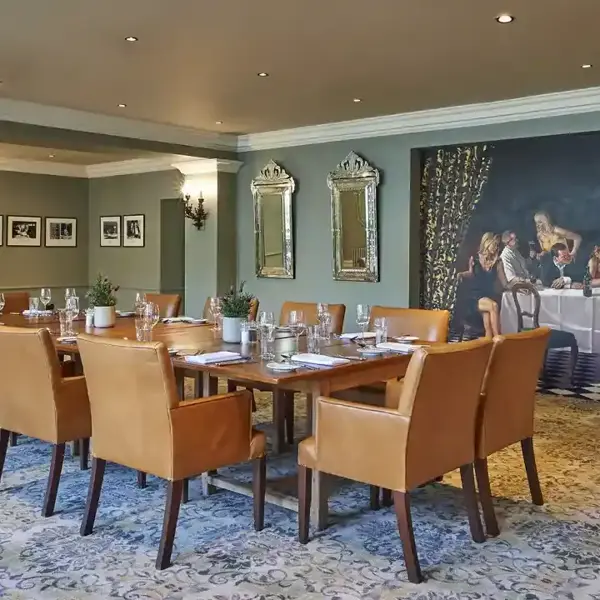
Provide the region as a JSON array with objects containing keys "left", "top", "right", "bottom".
[
  {"left": 500, "top": 230, "right": 537, "bottom": 285},
  {"left": 540, "top": 243, "right": 583, "bottom": 289}
]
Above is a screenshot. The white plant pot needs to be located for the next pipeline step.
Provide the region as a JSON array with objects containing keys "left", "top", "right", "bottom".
[
  {"left": 94, "top": 306, "right": 116, "bottom": 328},
  {"left": 222, "top": 316, "right": 243, "bottom": 343}
]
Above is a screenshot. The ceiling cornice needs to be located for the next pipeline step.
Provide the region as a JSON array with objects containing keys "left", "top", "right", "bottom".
[
  {"left": 171, "top": 157, "right": 243, "bottom": 176},
  {"left": 86, "top": 155, "right": 186, "bottom": 178},
  {"left": 0, "top": 158, "right": 87, "bottom": 178},
  {"left": 237, "top": 86, "right": 600, "bottom": 152}
]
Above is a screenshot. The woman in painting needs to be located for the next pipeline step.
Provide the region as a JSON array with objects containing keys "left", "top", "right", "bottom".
[
  {"left": 457, "top": 232, "right": 507, "bottom": 335},
  {"left": 533, "top": 211, "right": 582, "bottom": 259},
  {"left": 588, "top": 246, "right": 600, "bottom": 287}
]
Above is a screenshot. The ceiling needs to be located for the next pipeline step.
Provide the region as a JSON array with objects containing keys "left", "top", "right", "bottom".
[{"left": 0, "top": 0, "right": 599, "bottom": 135}]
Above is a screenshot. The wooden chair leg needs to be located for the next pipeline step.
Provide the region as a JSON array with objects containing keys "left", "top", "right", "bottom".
[
  {"left": 521, "top": 437, "right": 544, "bottom": 505},
  {"left": 381, "top": 488, "right": 393, "bottom": 507},
  {"left": 298, "top": 465, "right": 312, "bottom": 544},
  {"left": 42, "top": 443, "right": 66, "bottom": 517},
  {"left": 393, "top": 491, "right": 423, "bottom": 584},
  {"left": 79, "top": 438, "right": 90, "bottom": 471},
  {"left": 81, "top": 457, "right": 106, "bottom": 536},
  {"left": 227, "top": 380, "right": 237, "bottom": 393},
  {"left": 369, "top": 485, "right": 381, "bottom": 510},
  {"left": 156, "top": 480, "right": 184, "bottom": 570},
  {"left": 460, "top": 463, "right": 485, "bottom": 543},
  {"left": 284, "top": 392, "right": 295, "bottom": 445},
  {"left": 137, "top": 471, "right": 147, "bottom": 489},
  {"left": 253, "top": 456, "right": 266, "bottom": 531},
  {"left": 569, "top": 342, "right": 579, "bottom": 386},
  {"left": 182, "top": 478, "right": 189, "bottom": 504},
  {"left": 474, "top": 458, "right": 499, "bottom": 536},
  {"left": 0, "top": 429, "right": 10, "bottom": 484},
  {"left": 10, "top": 432, "right": 18, "bottom": 447}
]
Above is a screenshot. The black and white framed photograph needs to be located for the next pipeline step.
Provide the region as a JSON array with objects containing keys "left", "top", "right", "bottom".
[
  {"left": 45, "top": 217, "right": 77, "bottom": 247},
  {"left": 123, "top": 214, "right": 145, "bottom": 247},
  {"left": 100, "top": 216, "right": 121, "bottom": 247},
  {"left": 7, "top": 216, "right": 42, "bottom": 247}
]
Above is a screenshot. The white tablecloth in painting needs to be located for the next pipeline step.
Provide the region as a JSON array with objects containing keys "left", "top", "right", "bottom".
[{"left": 501, "top": 288, "right": 600, "bottom": 353}]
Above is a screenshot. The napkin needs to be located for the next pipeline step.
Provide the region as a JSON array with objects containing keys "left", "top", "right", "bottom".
[
  {"left": 377, "top": 342, "right": 424, "bottom": 353},
  {"left": 162, "top": 316, "right": 207, "bottom": 324},
  {"left": 185, "top": 351, "right": 241, "bottom": 364},
  {"left": 291, "top": 353, "right": 350, "bottom": 366},
  {"left": 340, "top": 332, "right": 377, "bottom": 340}
]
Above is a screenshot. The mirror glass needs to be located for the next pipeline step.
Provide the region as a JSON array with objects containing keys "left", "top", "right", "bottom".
[
  {"left": 261, "top": 193, "right": 285, "bottom": 269},
  {"left": 339, "top": 189, "right": 367, "bottom": 269}
]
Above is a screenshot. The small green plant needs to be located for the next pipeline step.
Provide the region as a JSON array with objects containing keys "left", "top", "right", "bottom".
[
  {"left": 220, "top": 281, "right": 254, "bottom": 318},
  {"left": 86, "top": 273, "right": 119, "bottom": 307}
]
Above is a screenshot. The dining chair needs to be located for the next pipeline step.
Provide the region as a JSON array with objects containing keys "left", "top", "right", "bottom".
[
  {"left": 0, "top": 327, "right": 91, "bottom": 516},
  {"left": 297, "top": 338, "right": 493, "bottom": 584},
  {"left": 145, "top": 293, "right": 182, "bottom": 318},
  {"left": 2, "top": 291, "right": 30, "bottom": 314},
  {"left": 76, "top": 334, "right": 266, "bottom": 570},
  {"left": 474, "top": 327, "right": 551, "bottom": 536},
  {"left": 368, "top": 306, "right": 449, "bottom": 342}
]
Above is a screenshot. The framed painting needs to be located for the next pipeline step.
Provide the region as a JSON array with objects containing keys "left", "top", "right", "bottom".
[
  {"left": 45, "top": 217, "right": 77, "bottom": 247},
  {"left": 123, "top": 214, "right": 145, "bottom": 247},
  {"left": 7, "top": 216, "right": 42, "bottom": 247},
  {"left": 100, "top": 216, "right": 121, "bottom": 247}
]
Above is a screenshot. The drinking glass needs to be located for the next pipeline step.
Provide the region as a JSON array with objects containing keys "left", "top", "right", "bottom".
[
  {"left": 356, "top": 304, "right": 371, "bottom": 340},
  {"left": 40, "top": 288, "right": 51, "bottom": 311},
  {"left": 135, "top": 314, "right": 151, "bottom": 342},
  {"left": 29, "top": 297, "right": 40, "bottom": 318},
  {"left": 65, "top": 288, "right": 76, "bottom": 301},
  {"left": 317, "top": 303, "right": 329, "bottom": 316},
  {"left": 134, "top": 293, "right": 147, "bottom": 317},
  {"left": 258, "top": 311, "right": 275, "bottom": 327},
  {"left": 144, "top": 302, "right": 161, "bottom": 329},
  {"left": 0, "top": 293, "right": 4, "bottom": 314},
  {"left": 374, "top": 316, "right": 388, "bottom": 345},
  {"left": 317, "top": 304, "right": 332, "bottom": 341},
  {"left": 58, "top": 309, "right": 69, "bottom": 337},
  {"left": 65, "top": 296, "right": 80, "bottom": 335},
  {"left": 210, "top": 297, "right": 222, "bottom": 331},
  {"left": 288, "top": 310, "right": 306, "bottom": 352},
  {"left": 307, "top": 325, "right": 321, "bottom": 354},
  {"left": 259, "top": 323, "right": 275, "bottom": 360}
]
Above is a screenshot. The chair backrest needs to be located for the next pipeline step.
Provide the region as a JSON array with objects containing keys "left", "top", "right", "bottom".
[
  {"left": 77, "top": 334, "right": 179, "bottom": 476},
  {"left": 0, "top": 327, "right": 63, "bottom": 442},
  {"left": 202, "top": 296, "right": 260, "bottom": 321},
  {"left": 511, "top": 282, "right": 541, "bottom": 330},
  {"left": 477, "top": 328, "right": 550, "bottom": 457},
  {"left": 398, "top": 338, "right": 493, "bottom": 488},
  {"left": 279, "top": 301, "right": 346, "bottom": 335},
  {"left": 3, "top": 291, "right": 30, "bottom": 314},
  {"left": 369, "top": 306, "right": 449, "bottom": 342},
  {"left": 145, "top": 293, "right": 182, "bottom": 318}
]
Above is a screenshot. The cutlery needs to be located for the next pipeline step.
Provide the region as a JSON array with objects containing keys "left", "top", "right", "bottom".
[
  {"left": 332, "top": 353, "right": 365, "bottom": 361},
  {"left": 212, "top": 358, "right": 255, "bottom": 367}
]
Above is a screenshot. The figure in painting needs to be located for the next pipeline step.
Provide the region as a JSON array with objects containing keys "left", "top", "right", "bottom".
[
  {"left": 500, "top": 230, "right": 537, "bottom": 285},
  {"left": 533, "top": 211, "right": 581, "bottom": 259},
  {"left": 587, "top": 246, "right": 600, "bottom": 287},
  {"left": 539, "top": 243, "right": 583, "bottom": 289}
]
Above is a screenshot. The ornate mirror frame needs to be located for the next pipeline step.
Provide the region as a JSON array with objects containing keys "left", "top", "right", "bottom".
[
  {"left": 327, "top": 151, "right": 380, "bottom": 282},
  {"left": 251, "top": 160, "right": 296, "bottom": 279}
]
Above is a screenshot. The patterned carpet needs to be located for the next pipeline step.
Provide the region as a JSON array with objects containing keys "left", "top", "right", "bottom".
[{"left": 0, "top": 387, "right": 599, "bottom": 599}]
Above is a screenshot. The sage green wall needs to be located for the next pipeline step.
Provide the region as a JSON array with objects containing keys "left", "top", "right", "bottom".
[
  {"left": 88, "top": 170, "right": 183, "bottom": 307},
  {"left": 237, "top": 112, "right": 600, "bottom": 329},
  {"left": 0, "top": 171, "right": 89, "bottom": 300}
]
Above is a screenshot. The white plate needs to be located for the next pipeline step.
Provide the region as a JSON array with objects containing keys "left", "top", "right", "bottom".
[
  {"left": 393, "top": 336, "right": 418, "bottom": 342},
  {"left": 116, "top": 311, "right": 135, "bottom": 317},
  {"left": 357, "top": 346, "right": 388, "bottom": 356},
  {"left": 266, "top": 362, "right": 298, "bottom": 372}
]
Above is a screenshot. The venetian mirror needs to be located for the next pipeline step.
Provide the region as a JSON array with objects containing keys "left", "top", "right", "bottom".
[
  {"left": 251, "top": 160, "right": 296, "bottom": 278},
  {"left": 328, "top": 151, "right": 380, "bottom": 282}
]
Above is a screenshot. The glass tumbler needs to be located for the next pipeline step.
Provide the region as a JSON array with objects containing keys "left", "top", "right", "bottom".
[
  {"left": 259, "top": 324, "right": 275, "bottom": 360},
  {"left": 374, "top": 317, "right": 388, "bottom": 345},
  {"left": 135, "top": 314, "right": 151, "bottom": 342},
  {"left": 307, "top": 325, "right": 321, "bottom": 354},
  {"left": 29, "top": 297, "right": 40, "bottom": 318},
  {"left": 58, "top": 309, "right": 69, "bottom": 337}
]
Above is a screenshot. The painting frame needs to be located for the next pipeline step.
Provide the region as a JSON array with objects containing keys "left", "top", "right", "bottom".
[
  {"left": 0, "top": 215, "right": 3, "bottom": 246},
  {"left": 45, "top": 217, "right": 77, "bottom": 248},
  {"left": 123, "top": 214, "right": 145, "bottom": 248},
  {"left": 100, "top": 216, "right": 121, "bottom": 247},
  {"left": 6, "top": 215, "right": 42, "bottom": 247}
]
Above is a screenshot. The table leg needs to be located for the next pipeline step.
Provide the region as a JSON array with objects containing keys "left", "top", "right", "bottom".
[
  {"left": 175, "top": 368, "right": 185, "bottom": 400},
  {"left": 272, "top": 388, "right": 285, "bottom": 454},
  {"left": 202, "top": 372, "right": 218, "bottom": 495},
  {"left": 309, "top": 381, "right": 330, "bottom": 531}
]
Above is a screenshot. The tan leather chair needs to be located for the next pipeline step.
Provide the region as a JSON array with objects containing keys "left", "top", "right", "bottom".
[
  {"left": 145, "top": 293, "right": 182, "bottom": 318},
  {"left": 474, "top": 328, "right": 550, "bottom": 537},
  {"left": 297, "top": 338, "right": 493, "bottom": 584},
  {"left": 2, "top": 291, "right": 30, "bottom": 314},
  {"left": 0, "top": 327, "right": 91, "bottom": 516},
  {"left": 77, "top": 334, "right": 266, "bottom": 570},
  {"left": 202, "top": 296, "right": 260, "bottom": 321},
  {"left": 369, "top": 306, "right": 449, "bottom": 342},
  {"left": 279, "top": 302, "right": 346, "bottom": 335}
]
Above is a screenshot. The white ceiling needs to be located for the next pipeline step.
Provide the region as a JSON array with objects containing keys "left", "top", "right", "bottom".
[{"left": 0, "top": 0, "right": 599, "bottom": 135}]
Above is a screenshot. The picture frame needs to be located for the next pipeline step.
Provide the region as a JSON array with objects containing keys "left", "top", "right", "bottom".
[
  {"left": 45, "top": 217, "right": 77, "bottom": 247},
  {"left": 0, "top": 215, "right": 3, "bottom": 246},
  {"left": 6, "top": 215, "right": 42, "bottom": 247},
  {"left": 100, "top": 216, "right": 121, "bottom": 247},
  {"left": 123, "top": 214, "right": 145, "bottom": 248}
]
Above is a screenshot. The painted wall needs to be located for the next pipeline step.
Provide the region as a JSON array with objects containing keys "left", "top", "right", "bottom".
[
  {"left": 237, "top": 112, "right": 600, "bottom": 329},
  {"left": 0, "top": 171, "right": 89, "bottom": 301}
]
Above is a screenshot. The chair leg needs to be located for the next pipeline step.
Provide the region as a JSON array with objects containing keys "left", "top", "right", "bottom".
[
  {"left": 393, "top": 491, "right": 423, "bottom": 584},
  {"left": 252, "top": 456, "right": 266, "bottom": 531},
  {"left": 182, "top": 479, "right": 189, "bottom": 504},
  {"left": 10, "top": 432, "right": 18, "bottom": 447},
  {"left": 381, "top": 488, "right": 393, "bottom": 507},
  {"left": 521, "top": 437, "right": 544, "bottom": 505},
  {"left": 227, "top": 380, "right": 237, "bottom": 393},
  {"left": 369, "top": 485, "right": 380, "bottom": 510},
  {"left": 156, "top": 480, "right": 184, "bottom": 570},
  {"left": 79, "top": 438, "right": 90, "bottom": 471},
  {"left": 474, "top": 458, "right": 499, "bottom": 537},
  {"left": 0, "top": 429, "right": 10, "bottom": 484},
  {"left": 569, "top": 342, "right": 579, "bottom": 386},
  {"left": 80, "top": 457, "right": 106, "bottom": 536},
  {"left": 298, "top": 465, "right": 312, "bottom": 544},
  {"left": 284, "top": 392, "right": 295, "bottom": 445},
  {"left": 459, "top": 463, "right": 485, "bottom": 543},
  {"left": 42, "top": 443, "right": 66, "bottom": 517},
  {"left": 137, "top": 471, "right": 147, "bottom": 489}
]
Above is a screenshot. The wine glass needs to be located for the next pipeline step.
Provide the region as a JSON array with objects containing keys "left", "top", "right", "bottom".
[
  {"left": 356, "top": 304, "right": 371, "bottom": 341},
  {"left": 258, "top": 311, "right": 275, "bottom": 327},
  {"left": 288, "top": 310, "right": 306, "bottom": 352},
  {"left": 40, "top": 288, "right": 51, "bottom": 312},
  {"left": 0, "top": 293, "right": 4, "bottom": 314},
  {"left": 144, "top": 302, "right": 161, "bottom": 327},
  {"left": 134, "top": 292, "right": 147, "bottom": 317},
  {"left": 65, "top": 288, "right": 76, "bottom": 301}
]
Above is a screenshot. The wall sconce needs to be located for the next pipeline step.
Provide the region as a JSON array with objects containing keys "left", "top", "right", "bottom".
[{"left": 181, "top": 182, "right": 208, "bottom": 230}]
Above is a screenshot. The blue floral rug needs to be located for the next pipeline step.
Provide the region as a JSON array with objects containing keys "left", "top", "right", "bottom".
[{"left": 0, "top": 392, "right": 598, "bottom": 599}]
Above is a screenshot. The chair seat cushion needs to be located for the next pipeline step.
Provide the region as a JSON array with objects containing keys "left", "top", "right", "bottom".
[{"left": 298, "top": 436, "right": 317, "bottom": 469}]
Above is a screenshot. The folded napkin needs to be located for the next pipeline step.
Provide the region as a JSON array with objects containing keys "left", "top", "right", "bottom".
[
  {"left": 56, "top": 336, "right": 78, "bottom": 344},
  {"left": 377, "top": 342, "right": 423, "bottom": 353},
  {"left": 22, "top": 310, "right": 53, "bottom": 317},
  {"left": 340, "top": 332, "right": 377, "bottom": 340},
  {"left": 162, "top": 316, "right": 207, "bottom": 324},
  {"left": 185, "top": 351, "right": 241, "bottom": 364},
  {"left": 291, "top": 353, "right": 350, "bottom": 366}
]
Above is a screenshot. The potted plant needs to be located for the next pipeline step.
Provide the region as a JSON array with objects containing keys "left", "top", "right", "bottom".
[
  {"left": 86, "top": 273, "right": 119, "bottom": 328},
  {"left": 220, "top": 281, "right": 254, "bottom": 343}
]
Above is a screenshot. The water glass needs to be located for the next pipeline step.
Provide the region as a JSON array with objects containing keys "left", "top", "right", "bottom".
[
  {"left": 210, "top": 297, "right": 222, "bottom": 331},
  {"left": 356, "top": 304, "right": 371, "bottom": 340},
  {"left": 40, "top": 288, "right": 51, "bottom": 311},
  {"left": 318, "top": 310, "right": 332, "bottom": 340},
  {"left": 85, "top": 308, "right": 95, "bottom": 329},
  {"left": 65, "top": 288, "right": 76, "bottom": 301},
  {"left": 28, "top": 297, "right": 40, "bottom": 317},
  {"left": 0, "top": 293, "right": 5, "bottom": 313},
  {"left": 259, "top": 324, "right": 275, "bottom": 360},
  {"left": 307, "top": 325, "right": 321, "bottom": 354},
  {"left": 58, "top": 309, "right": 69, "bottom": 337},
  {"left": 65, "top": 296, "right": 79, "bottom": 335},
  {"left": 240, "top": 320, "right": 252, "bottom": 345},
  {"left": 288, "top": 310, "right": 306, "bottom": 351},
  {"left": 374, "top": 317, "right": 388, "bottom": 345},
  {"left": 144, "top": 302, "right": 161, "bottom": 329},
  {"left": 135, "top": 317, "right": 152, "bottom": 342},
  {"left": 134, "top": 292, "right": 147, "bottom": 316}
]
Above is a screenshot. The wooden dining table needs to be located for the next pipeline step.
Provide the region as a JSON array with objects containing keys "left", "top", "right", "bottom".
[{"left": 0, "top": 312, "right": 416, "bottom": 529}]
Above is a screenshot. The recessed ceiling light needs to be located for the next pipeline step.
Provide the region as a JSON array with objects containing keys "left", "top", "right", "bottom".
[
  {"left": 353, "top": 98, "right": 362, "bottom": 103},
  {"left": 48, "top": 154, "right": 55, "bottom": 159},
  {"left": 215, "top": 120, "right": 223, "bottom": 125},
  {"left": 582, "top": 64, "right": 593, "bottom": 69},
  {"left": 257, "top": 72, "right": 269, "bottom": 77},
  {"left": 117, "top": 103, "right": 127, "bottom": 108},
  {"left": 496, "top": 14, "right": 514, "bottom": 23},
  {"left": 125, "top": 36, "right": 138, "bottom": 42}
]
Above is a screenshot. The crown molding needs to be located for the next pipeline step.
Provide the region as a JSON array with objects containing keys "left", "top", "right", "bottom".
[
  {"left": 0, "top": 98, "right": 238, "bottom": 152},
  {"left": 85, "top": 155, "right": 186, "bottom": 178},
  {"left": 171, "top": 158, "right": 243, "bottom": 176},
  {"left": 237, "top": 86, "right": 600, "bottom": 152},
  {"left": 0, "top": 158, "right": 87, "bottom": 177}
]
